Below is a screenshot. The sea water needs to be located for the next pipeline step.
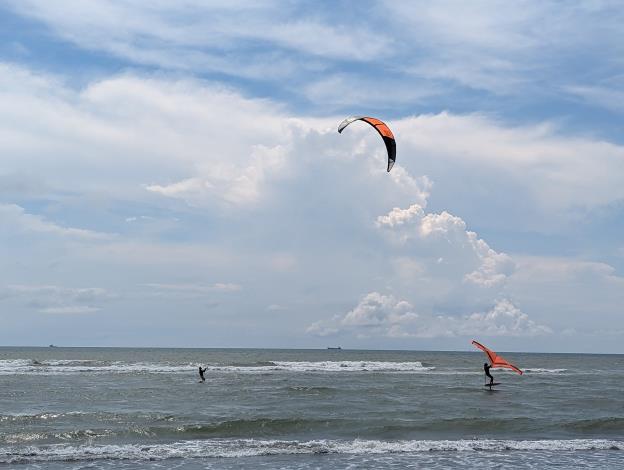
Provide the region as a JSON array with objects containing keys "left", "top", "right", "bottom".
[{"left": 1, "top": 347, "right": 623, "bottom": 469}]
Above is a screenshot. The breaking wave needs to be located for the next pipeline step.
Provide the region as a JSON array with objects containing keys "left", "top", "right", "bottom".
[
  {"left": 1, "top": 438, "right": 620, "bottom": 464},
  {"left": 0, "top": 359, "right": 434, "bottom": 375}
]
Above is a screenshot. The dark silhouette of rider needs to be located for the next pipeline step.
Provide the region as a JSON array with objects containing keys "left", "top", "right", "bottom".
[
  {"left": 484, "top": 363, "right": 494, "bottom": 384},
  {"left": 198, "top": 366, "right": 207, "bottom": 382}
]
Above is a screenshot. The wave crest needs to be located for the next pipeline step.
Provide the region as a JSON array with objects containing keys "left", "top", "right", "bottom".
[
  {"left": 1, "top": 438, "right": 620, "bottom": 464},
  {"left": 0, "top": 359, "right": 434, "bottom": 375}
]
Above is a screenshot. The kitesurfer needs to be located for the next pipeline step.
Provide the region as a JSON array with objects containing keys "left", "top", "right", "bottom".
[
  {"left": 198, "top": 366, "right": 207, "bottom": 382},
  {"left": 483, "top": 362, "right": 494, "bottom": 385}
]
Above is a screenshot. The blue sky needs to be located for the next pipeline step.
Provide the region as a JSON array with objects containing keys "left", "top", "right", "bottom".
[{"left": 1, "top": 1, "right": 623, "bottom": 352}]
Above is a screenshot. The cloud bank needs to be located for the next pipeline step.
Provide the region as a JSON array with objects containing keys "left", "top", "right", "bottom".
[{"left": 0, "top": 62, "right": 623, "bottom": 349}]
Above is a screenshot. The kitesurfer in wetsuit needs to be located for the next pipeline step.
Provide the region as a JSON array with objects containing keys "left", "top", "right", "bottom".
[
  {"left": 198, "top": 366, "right": 207, "bottom": 382},
  {"left": 484, "top": 363, "right": 494, "bottom": 385}
]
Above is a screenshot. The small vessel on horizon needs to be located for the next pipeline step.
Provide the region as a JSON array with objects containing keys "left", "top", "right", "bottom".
[{"left": 327, "top": 346, "right": 342, "bottom": 350}]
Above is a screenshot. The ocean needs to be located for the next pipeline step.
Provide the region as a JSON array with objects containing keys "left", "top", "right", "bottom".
[{"left": 1, "top": 347, "right": 623, "bottom": 469}]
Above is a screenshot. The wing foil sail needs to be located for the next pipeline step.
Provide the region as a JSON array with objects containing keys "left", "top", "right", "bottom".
[{"left": 472, "top": 340, "right": 523, "bottom": 375}]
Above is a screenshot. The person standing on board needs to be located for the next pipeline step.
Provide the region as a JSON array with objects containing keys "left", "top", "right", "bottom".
[
  {"left": 198, "top": 366, "right": 207, "bottom": 382},
  {"left": 483, "top": 362, "right": 494, "bottom": 385}
]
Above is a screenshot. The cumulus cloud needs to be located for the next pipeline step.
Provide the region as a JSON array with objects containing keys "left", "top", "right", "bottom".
[
  {"left": 308, "top": 293, "right": 550, "bottom": 339},
  {"left": 341, "top": 292, "right": 416, "bottom": 328},
  {"left": 1, "top": 63, "right": 623, "bottom": 348},
  {"left": 4, "top": 61, "right": 623, "bottom": 224},
  {"left": 0, "top": 64, "right": 430, "bottom": 214},
  {"left": 377, "top": 204, "right": 514, "bottom": 287},
  {"left": 145, "top": 144, "right": 288, "bottom": 206},
  {"left": 461, "top": 299, "right": 551, "bottom": 336}
]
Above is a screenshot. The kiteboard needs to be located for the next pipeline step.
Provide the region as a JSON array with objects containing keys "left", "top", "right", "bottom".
[{"left": 484, "top": 382, "right": 500, "bottom": 387}]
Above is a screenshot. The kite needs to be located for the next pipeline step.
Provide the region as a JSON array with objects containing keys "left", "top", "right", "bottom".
[{"left": 338, "top": 116, "right": 396, "bottom": 172}]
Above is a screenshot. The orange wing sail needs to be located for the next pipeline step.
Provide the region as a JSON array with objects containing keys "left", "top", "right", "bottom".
[{"left": 472, "top": 340, "right": 523, "bottom": 375}]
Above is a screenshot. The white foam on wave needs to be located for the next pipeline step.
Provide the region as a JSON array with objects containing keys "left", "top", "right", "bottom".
[
  {"left": 0, "top": 359, "right": 193, "bottom": 375},
  {"left": 0, "top": 359, "right": 577, "bottom": 376},
  {"left": 246, "top": 361, "right": 435, "bottom": 373},
  {"left": 524, "top": 368, "right": 568, "bottom": 374},
  {"left": 1, "top": 438, "right": 620, "bottom": 464},
  {"left": 0, "top": 359, "right": 32, "bottom": 370},
  {"left": 0, "top": 359, "right": 433, "bottom": 375}
]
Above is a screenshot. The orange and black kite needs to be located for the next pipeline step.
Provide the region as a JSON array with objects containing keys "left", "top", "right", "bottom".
[{"left": 338, "top": 116, "right": 396, "bottom": 172}]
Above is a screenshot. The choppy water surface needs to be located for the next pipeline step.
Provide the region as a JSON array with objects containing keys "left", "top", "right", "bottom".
[{"left": 1, "top": 348, "right": 623, "bottom": 469}]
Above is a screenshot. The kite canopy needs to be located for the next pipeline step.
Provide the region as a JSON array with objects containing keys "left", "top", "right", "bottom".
[
  {"left": 472, "top": 340, "right": 523, "bottom": 375},
  {"left": 338, "top": 116, "right": 396, "bottom": 172}
]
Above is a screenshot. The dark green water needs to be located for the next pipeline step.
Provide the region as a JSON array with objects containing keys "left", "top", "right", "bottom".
[{"left": 1, "top": 347, "right": 623, "bottom": 468}]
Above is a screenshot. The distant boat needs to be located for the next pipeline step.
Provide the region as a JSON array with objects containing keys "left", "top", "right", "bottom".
[
  {"left": 327, "top": 347, "right": 341, "bottom": 350},
  {"left": 49, "top": 344, "right": 57, "bottom": 348}
]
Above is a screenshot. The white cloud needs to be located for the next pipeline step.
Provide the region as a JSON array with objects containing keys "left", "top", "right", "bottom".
[
  {"left": 213, "top": 283, "right": 242, "bottom": 292},
  {"left": 136, "top": 282, "right": 242, "bottom": 307},
  {"left": 376, "top": 204, "right": 425, "bottom": 231},
  {"left": 0, "top": 64, "right": 429, "bottom": 216},
  {"left": 342, "top": 292, "right": 415, "bottom": 328},
  {"left": 392, "top": 112, "right": 624, "bottom": 230},
  {"left": 5, "top": 0, "right": 624, "bottom": 117},
  {"left": 1, "top": 285, "right": 113, "bottom": 314},
  {"left": 507, "top": 256, "right": 624, "bottom": 332},
  {"left": 143, "top": 282, "right": 241, "bottom": 295},
  {"left": 384, "top": 2, "right": 537, "bottom": 94},
  {"left": 145, "top": 143, "right": 288, "bottom": 206},
  {"left": 306, "top": 292, "right": 418, "bottom": 338},
  {"left": 0, "top": 65, "right": 291, "bottom": 208},
  {"left": 565, "top": 85, "right": 624, "bottom": 113},
  {"left": 306, "top": 292, "right": 416, "bottom": 338},
  {"left": 6, "top": 1, "right": 389, "bottom": 81},
  {"left": 304, "top": 74, "right": 441, "bottom": 108},
  {"left": 308, "top": 293, "right": 550, "bottom": 339},
  {"left": 383, "top": 1, "right": 624, "bottom": 95},
  {"left": 463, "top": 237, "right": 514, "bottom": 288},
  {"left": 0, "top": 203, "right": 113, "bottom": 240},
  {"left": 377, "top": 204, "right": 514, "bottom": 288},
  {"left": 5, "top": 62, "right": 622, "bottom": 226},
  {"left": 39, "top": 306, "right": 100, "bottom": 314},
  {"left": 461, "top": 299, "right": 551, "bottom": 336},
  {"left": 266, "top": 304, "right": 286, "bottom": 311},
  {"left": 1, "top": 64, "right": 624, "bottom": 348},
  {"left": 306, "top": 320, "right": 339, "bottom": 337}
]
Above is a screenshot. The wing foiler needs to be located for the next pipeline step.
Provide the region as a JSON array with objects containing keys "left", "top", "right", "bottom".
[{"left": 472, "top": 340, "right": 523, "bottom": 375}]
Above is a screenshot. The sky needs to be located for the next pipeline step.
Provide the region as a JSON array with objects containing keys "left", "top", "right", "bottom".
[{"left": 1, "top": 1, "right": 624, "bottom": 352}]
